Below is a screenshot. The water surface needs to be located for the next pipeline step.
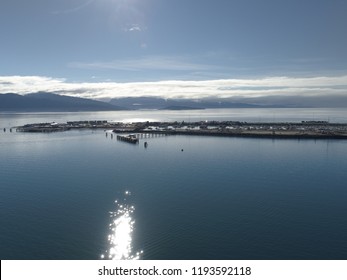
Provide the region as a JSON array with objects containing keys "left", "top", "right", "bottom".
[{"left": 1, "top": 109, "right": 347, "bottom": 259}]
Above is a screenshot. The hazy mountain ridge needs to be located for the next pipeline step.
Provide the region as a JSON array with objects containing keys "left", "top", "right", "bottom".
[
  {"left": 108, "top": 96, "right": 274, "bottom": 110},
  {"left": 1, "top": 92, "right": 326, "bottom": 112},
  {"left": 1, "top": 93, "right": 280, "bottom": 112},
  {"left": 0, "top": 92, "right": 124, "bottom": 112}
]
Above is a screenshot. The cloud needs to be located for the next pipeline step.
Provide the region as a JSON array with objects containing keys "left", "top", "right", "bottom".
[
  {"left": 126, "top": 24, "right": 143, "bottom": 32},
  {"left": 1, "top": 75, "right": 347, "bottom": 103},
  {"left": 129, "top": 26, "right": 141, "bottom": 32},
  {"left": 52, "top": 0, "right": 95, "bottom": 15},
  {"left": 0, "top": 76, "right": 67, "bottom": 93},
  {"left": 69, "top": 56, "right": 216, "bottom": 72}
]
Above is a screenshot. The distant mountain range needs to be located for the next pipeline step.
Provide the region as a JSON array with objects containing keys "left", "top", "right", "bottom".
[
  {"left": 0, "top": 92, "right": 283, "bottom": 112},
  {"left": 108, "top": 96, "right": 272, "bottom": 110},
  {"left": 0, "top": 92, "right": 124, "bottom": 112}
]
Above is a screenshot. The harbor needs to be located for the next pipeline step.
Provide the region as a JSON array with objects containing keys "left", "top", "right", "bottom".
[{"left": 10, "top": 120, "right": 347, "bottom": 140}]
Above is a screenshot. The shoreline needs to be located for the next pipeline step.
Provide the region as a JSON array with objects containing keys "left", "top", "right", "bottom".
[
  {"left": 129, "top": 129, "right": 347, "bottom": 140},
  {"left": 12, "top": 120, "right": 347, "bottom": 139}
]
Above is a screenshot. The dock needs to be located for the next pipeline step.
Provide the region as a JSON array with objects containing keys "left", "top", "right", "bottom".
[{"left": 116, "top": 134, "right": 139, "bottom": 144}]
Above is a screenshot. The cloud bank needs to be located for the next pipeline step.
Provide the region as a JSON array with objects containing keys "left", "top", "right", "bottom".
[{"left": 1, "top": 75, "right": 347, "bottom": 106}]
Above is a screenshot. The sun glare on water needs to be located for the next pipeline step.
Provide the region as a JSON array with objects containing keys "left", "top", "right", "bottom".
[{"left": 101, "top": 191, "right": 142, "bottom": 260}]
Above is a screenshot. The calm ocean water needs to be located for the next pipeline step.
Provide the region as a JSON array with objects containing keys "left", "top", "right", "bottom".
[{"left": 1, "top": 108, "right": 347, "bottom": 259}]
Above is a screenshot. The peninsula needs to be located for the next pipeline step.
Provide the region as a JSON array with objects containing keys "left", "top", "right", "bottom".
[{"left": 13, "top": 120, "right": 347, "bottom": 139}]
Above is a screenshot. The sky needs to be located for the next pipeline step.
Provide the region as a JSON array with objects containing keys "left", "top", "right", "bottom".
[{"left": 1, "top": 0, "right": 347, "bottom": 105}]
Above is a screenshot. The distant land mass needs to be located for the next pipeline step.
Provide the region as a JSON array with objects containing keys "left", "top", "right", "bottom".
[
  {"left": 108, "top": 97, "right": 277, "bottom": 110},
  {"left": 0, "top": 92, "right": 124, "bottom": 112},
  {"left": 1, "top": 92, "right": 290, "bottom": 112}
]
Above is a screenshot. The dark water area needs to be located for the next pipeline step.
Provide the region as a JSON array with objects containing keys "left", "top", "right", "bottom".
[{"left": 1, "top": 110, "right": 347, "bottom": 259}]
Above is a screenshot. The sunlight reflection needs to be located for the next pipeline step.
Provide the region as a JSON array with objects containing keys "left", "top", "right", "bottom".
[
  {"left": 102, "top": 191, "right": 142, "bottom": 260},
  {"left": 121, "top": 118, "right": 158, "bottom": 123}
]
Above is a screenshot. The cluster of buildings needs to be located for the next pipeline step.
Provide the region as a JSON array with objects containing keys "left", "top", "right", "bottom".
[
  {"left": 14, "top": 120, "right": 347, "bottom": 138},
  {"left": 113, "top": 120, "right": 347, "bottom": 138}
]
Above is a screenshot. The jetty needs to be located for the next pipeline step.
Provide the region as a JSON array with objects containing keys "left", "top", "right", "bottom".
[{"left": 116, "top": 134, "right": 139, "bottom": 144}]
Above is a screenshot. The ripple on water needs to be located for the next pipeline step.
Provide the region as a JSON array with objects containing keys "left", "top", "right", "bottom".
[{"left": 101, "top": 191, "right": 143, "bottom": 260}]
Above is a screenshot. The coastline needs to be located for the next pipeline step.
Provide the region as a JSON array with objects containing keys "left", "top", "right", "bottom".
[{"left": 13, "top": 120, "right": 347, "bottom": 139}]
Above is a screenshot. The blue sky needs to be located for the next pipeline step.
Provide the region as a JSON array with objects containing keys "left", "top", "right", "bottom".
[{"left": 1, "top": 0, "right": 347, "bottom": 103}]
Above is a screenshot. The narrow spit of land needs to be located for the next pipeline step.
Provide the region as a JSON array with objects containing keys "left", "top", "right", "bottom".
[{"left": 12, "top": 120, "right": 347, "bottom": 139}]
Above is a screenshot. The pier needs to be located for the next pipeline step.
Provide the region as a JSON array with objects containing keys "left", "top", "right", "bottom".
[
  {"left": 115, "top": 132, "right": 167, "bottom": 145},
  {"left": 116, "top": 134, "right": 139, "bottom": 144},
  {"left": 133, "top": 133, "right": 168, "bottom": 139}
]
